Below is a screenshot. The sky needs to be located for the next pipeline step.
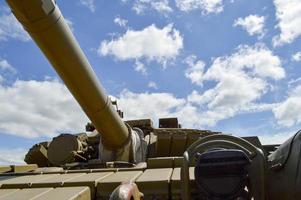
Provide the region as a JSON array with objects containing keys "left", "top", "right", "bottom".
[{"left": 0, "top": 0, "right": 301, "bottom": 165}]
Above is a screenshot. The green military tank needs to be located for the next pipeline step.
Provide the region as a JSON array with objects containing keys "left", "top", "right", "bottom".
[{"left": 1, "top": 0, "right": 301, "bottom": 199}]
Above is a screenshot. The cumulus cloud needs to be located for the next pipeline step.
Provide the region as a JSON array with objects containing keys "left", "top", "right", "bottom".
[
  {"left": 115, "top": 91, "right": 275, "bottom": 130},
  {"left": 116, "top": 58, "right": 283, "bottom": 127},
  {"left": 116, "top": 90, "right": 205, "bottom": 128},
  {"left": 0, "top": 73, "right": 284, "bottom": 141},
  {"left": 184, "top": 55, "right": 206, "bottom": 86},
  {"left": 99, "top": 24, "right": 183, "bottom": 70},
  {"left": 175, "top": 0, "right": 223, "bottom": 14},
  {"left": 0, "top": 46, "right": 285, "bottom": 143},
  {"left": 0, "top": 58, "right": 15, "bottom": 72},
  {"left": 292, "top": 52, "right": 301, "bottom": 62},
  {"left": 272, "top": 0, "right": 301, "bottom": 47},
  {"left": 0, "top": 11, "right": 30, "bottom": 42},
  {"left": 0, "top": 148, "right": 26, "bottom": 165},
  {"left": 65, "top": 18, "right": 74, "bottom": 32},
  {"left": 259, "top": 131, "right": 296, "bottom": 145},
  {"left": 114, "top": 90, "right": 203, "bottom": 128},
  {"left": 0, "top": 79, "right": 88, "bottom": 138},
  {"left": 132, "top": 0, "right": 173, "bottom": 15},
  {"left": 187, "top": 44, "right": 284, "bottom": 85},
  {"left": 0, "top": 77, "right": 193, "bottom": 138},
  {"left": 114, "top": 17, "right": 128, "bottom": 27},
  {"left": 0, "top": 59, "right": 16, "bottom": 82},
  {"left": 79, "top": 0, "right": 96, "bottom": 12},
  {"left": 134, "top": 60, "right": 147, "bottom": 74},
  {"left": 109, "top": 44, "right": 284, "bottom": 129},
  {"left": 273, "top": 85, "right": 301, "bottom": 127},
  {"left": 185, "top": 44, "right": 285, "bottom": 126},
  {"left": 148, "top": 81, "right": 158, "bottom": 89},
  {"left": 118, "top": 89, "right": 186, "bottom": 120},
  {"left": 233, "top": 15, "right": 266, "bottom": 38}
]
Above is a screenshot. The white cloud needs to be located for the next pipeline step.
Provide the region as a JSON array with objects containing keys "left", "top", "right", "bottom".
[
  {"left": 0, "top": 148, "right": 26, "bottom": 165},
  {"left": 0, "top": 79, "right": 88, "bottom": 138},
  {"left": 0, "top": 59, "right": 16, "bottom": 82},
  {"left": 175, "top": 0, "right": 223, "bottom": 14},
  {"left": 273, "top": 85, "right": 301, "bottom": 127},
  {"left": 134, "top": 60, "right": 147, "bottom": 74},
  {"left": 118, "top": 89, "right": 186, "bottom": 120},
  {"left": 114, "top": 89, "right": 203, "bottom": 128},
  {"left": 171, "top": 103, "right": 203, "bottom": 128},
  {"left": 288, "top": 77, "right": 301, "bottom": 88},
  {"left": 184, "top": 55, "right": 206, "bottom": 86},
  {"left": 292, "top": 52, "right": 301, "bottom": 62},
  {"left": 0, "top": 58, "right": 15, "bottom": 72},
  {"left": 99, "top": 24, "right": 183, "bottom": 70},
  {"left": 233, "top": 15, "right": 266, "bottom": 38},
  {"left": 132, "top": 0, "right": 173, "bottom": 15},
  {"left": 259, "top": 131, "right": 295, "bottom": 145},
  {"left": 0, "top": 12, "right": 30, "bottom": 42},
  {"left": 0, "top": 78, "right": 195, "bottom": 138},
  {"left": 116, "top": 90, "right": 205, "bottom": 128},
  {"left": 0, "top": 75, "right": 283, "bottom": 142},
  {"left": 193, "top": 43, "right": 284, "bottom": 84},
  {"left": 114, "top": 17, "right": 128, "bottom": 27},
  {"left": 272, "top": 0, "right": 301, "bottom": 47},
  {"left": 109, "top": 44, "right": 283, "bottom": 129},
  {"left": 185, "top": 44, "right": 285, "bottom": 126},
  {"left": 79, "top": 0, "right": 96, "bottom": 12},
  {"left": 65, "top": 18, "right": 74, "bottom": 32},
  {"left": 115, "top": 89, "right": 275, "bottom": 129},
  {"left": 148, "top": 81, "right": 158, "bottom": 89}
]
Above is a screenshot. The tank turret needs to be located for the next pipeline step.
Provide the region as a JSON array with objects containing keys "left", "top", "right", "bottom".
[
  {"left": 7, "top": 0, "right": 146, "bottom": 166},
  {"left": 3, "top": 1, "right": 301, "bottom": 200}
]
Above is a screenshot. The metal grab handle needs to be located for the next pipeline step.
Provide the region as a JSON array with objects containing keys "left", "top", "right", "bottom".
[
  {"left": 181, "top": 134, "right": 267, "bottom": 200},
  {"left": 187, "top": 134, "right": 261, "bottom": 158}
]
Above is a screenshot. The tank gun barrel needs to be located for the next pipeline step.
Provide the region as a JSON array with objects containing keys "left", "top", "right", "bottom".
[{"left": 6, "top": 0, "right": 129, "bottom": 149}]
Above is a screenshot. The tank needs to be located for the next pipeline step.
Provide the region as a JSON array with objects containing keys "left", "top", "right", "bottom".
[{"left": 1, "top": 0, "right": 301, "bottom": 200}]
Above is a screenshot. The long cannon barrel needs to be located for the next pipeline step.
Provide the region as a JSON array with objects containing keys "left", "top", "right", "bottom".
[{"left": 6, "top": 0, "right": 129, "bottom": 150}]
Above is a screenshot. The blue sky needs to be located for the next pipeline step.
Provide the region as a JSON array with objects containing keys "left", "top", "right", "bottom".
[{"left": 0, "top": 0, "right": 301, "bottom": 164}]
